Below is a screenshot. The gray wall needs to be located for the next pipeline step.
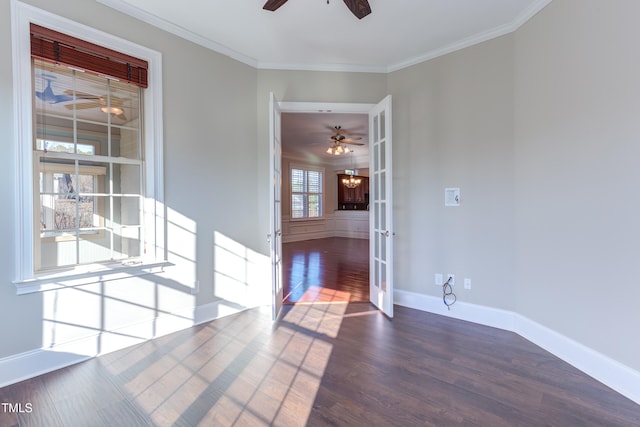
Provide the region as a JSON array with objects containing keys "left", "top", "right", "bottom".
[
  {"left": 388, "top": 0, "right": 640, "bottom": 373},
  {"left": 513, "top": 0, "right": 640, "bottom": 371},
  {"left": 2, "top": 0, "right": 639, "bottom": 379},
  {"left": 388, "top": 35, "right": 516, "bottom": 310},
  {"left": 0, "top": 0, "right": 260, "bottom": 359}
]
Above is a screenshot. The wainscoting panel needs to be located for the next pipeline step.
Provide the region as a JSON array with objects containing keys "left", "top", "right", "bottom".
[{"left": 283, "top": 211, "right": 370, "bottom": 243}]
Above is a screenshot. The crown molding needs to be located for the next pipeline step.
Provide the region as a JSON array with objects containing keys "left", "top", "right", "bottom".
[
  {"left": 98, "top": 0, "right": 552, "bottom": 74},
  {"left": 257, "top": 61, "right": 387, "bottom": 74},
  {"left": 96, "top": 0, "right": 258, "bottom": 68},
  {"left": 386, "top": 0, "right": 553, "bottom": 72}
]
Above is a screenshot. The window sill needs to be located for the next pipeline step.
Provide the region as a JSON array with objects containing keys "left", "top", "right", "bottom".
[
  {"left": 13, "top": 260, "right": 173, "bottom": 295},
  {"left": 288, "top": 217, "right": 325, "bottom": 222}
]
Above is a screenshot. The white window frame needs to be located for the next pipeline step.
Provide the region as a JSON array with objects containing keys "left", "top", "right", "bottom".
[
  {"left": 290, "top": 164, "right": 324, "bottom": 220},
  {"left": 37, "top": 156, "right": 107, "bottom": 243},
  {"left": 11, "top": 1, "right": 167, "bottom": 294}
]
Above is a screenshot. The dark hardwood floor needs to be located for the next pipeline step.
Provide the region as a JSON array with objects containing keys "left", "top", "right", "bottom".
[
  {"left": 282, "top": 237, "right": 369, "bottom": 304},
  {"left": 1, "top": 237, "right": 639, "bottom": 426}
]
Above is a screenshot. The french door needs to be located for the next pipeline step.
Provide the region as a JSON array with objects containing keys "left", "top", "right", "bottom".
[
  {"left": 369, "top": 95, "right": 394, "bottom": 317},
  {"left": 268, "top": 92, "right": 283, "bottom": 320}
]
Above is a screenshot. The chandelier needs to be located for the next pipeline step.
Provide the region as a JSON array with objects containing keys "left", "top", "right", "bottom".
[
  {"left": 342, "top": 174, "right": 361, "bottom": 189},
  {"left": 341, "top": 150, "right": 361, "bottom": 188}
]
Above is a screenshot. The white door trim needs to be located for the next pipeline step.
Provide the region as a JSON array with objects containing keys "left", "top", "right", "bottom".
[{"left": 279, "top": 102, "right": 374, "bottom": 114}]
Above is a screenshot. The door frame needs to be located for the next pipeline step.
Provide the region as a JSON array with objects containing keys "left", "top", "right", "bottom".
[{"left": 272, "top": 101, "right": 375, "bottom": 312}]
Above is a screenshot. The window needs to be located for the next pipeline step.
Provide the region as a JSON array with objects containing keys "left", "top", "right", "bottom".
[
  {"left": 12, "top": 3, "right": 165, "bottom": 292},
  {"left": 291, "top": 166, "right": 323, "bottom": 219},
  {"left": 32, "top": 57, "right": 145, "bottom": 270}
]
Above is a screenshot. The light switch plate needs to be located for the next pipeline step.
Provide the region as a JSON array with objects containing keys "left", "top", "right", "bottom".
[{"left": 445, "top": 188, "right": 460, "bottom": 206}]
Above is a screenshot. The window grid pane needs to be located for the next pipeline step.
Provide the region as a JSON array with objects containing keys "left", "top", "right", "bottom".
[
  {"left": 33, "top": 58, "right": 144, "bottom": 271},
  {"left": 291, "top": 168, "right": 323, "bottom": 219}
]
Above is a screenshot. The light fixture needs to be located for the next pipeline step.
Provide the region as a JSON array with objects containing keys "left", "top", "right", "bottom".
[
  {"left": 341, "top": 150, "right": 361, "bottom": 188},
  {"left": 100, "top": 106, "right": 124, "bottom": 115},
  {"left": 342, "top": 173, "right": 361, "bottom": 189},
  {"left": 326, "top": 143, "right": 346, "bottom": 156}
]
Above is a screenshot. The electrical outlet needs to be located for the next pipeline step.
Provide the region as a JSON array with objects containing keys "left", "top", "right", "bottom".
[
  {"left": 464, "top": 278, "right": 471, "bottom": 289},
  {"left": 447, "top": 274, "right": 455, "bottom": 286},
  {"left": 435, "top": 273, "right": 443, "bottom": 286}
]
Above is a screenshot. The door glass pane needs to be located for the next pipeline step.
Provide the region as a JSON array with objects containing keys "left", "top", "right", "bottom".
[
  {"left": 380, "top": 140, "right": 386, "bottom": 170},
  {"left": 380, "top": 201, "right": 386, "bottom": 230},
  {"left": 381, "top": 232, "right": 387, "bottom": 262},
  {"left": 380, "top": 171, "right": 386, "bottom": 200},
  {"left": 374, "top": 144, "right": 380, "bottom": 171},
  {"left": 375, "top": 202, "right": 381, "bottom": 230},
  {"left": 375, "top": 231, "right": 380, "bottom": 259},
  {"left": 374, "top": 262, "right": 380, "bottom": 289},
  {"left": 380, "top": 111, "right": 385, "bottom": 139},
  {"left": 373, "top": 115, "right": 379, "bottom": 142},
  {"left": 381, "top": 262, "right": 387, "bottom": 292}
]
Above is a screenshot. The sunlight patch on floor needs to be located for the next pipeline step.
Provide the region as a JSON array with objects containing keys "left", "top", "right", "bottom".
[{"left": 103, "top": 302, "right": 349, "bottom": 426}]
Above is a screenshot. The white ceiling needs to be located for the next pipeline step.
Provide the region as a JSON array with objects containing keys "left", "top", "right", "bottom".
[
  {"left": 282, "top": 112, "right": 369, "bottom": 168},
  {"left": 100, "top": 0, "right": 551, "bottom": 73},
  {"left": 98, "top": 0, "right": 551, "bottom": 167}
]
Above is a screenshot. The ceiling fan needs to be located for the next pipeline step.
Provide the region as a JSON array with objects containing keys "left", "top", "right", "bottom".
[
  {"left": 263, "top": 0, "right": 372, "bottom": 20},
  {"left": 36, "top": 79, "right": 74, "bottom": 104},
  {"left": 64, "top": 92, "right": 129, "bottom": 121},
  {"left": 327, "top": 125, "right": 364, "bottom": 155}
]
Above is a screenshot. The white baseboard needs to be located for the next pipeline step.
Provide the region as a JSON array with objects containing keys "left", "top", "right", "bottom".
[
  {"left": 513, "top": 313, "right": 640, "bottom": 406},
  {"left": 334, "top": 230, "right": 368, "bottom": 239},
  {"left": 283, "top": 230, "right": 333, "bottom": 243},
  {"left": 394, "top": 288, "right": 516, "bottom": 330},
  {"left": 0, "top": 299, "right": 253, "bottom": 388},
  {"left": 394, "top": 289, "right": 640, "bottom": 406}
]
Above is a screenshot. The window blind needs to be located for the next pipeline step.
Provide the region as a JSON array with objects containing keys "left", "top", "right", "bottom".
[
  {"left": 291, "top": 168, "right": 323, "bottom": 219},
  {"left": 30, "top": 23, "right": 148, "bottom": 88}
]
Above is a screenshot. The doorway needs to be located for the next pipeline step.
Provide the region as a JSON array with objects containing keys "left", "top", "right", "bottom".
[
  {"left": 269, "top": 97, "right": 394, "bottom": 319},
  {"left": 279, "top": 104, "right": 371, "bottom": 305}
]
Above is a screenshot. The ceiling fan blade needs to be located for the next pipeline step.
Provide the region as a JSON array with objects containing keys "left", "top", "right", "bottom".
[
  {"left": 342, "top": 141, "right": 365, "bottom": 146},
  {"left": 342, "top": 137, "right": 363, "bottom": 141},
  {"left": 64, "top": 102, "right": 99, "bottom": 110},
  {"left": 263, "top": 0, "right": 289, "bottom": 11},
  {"left": 64, "top": 90, "right": 102, "bottom": 100},
  {"left": 343, "top": 0, "right": 371, "bottom": 19}
]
